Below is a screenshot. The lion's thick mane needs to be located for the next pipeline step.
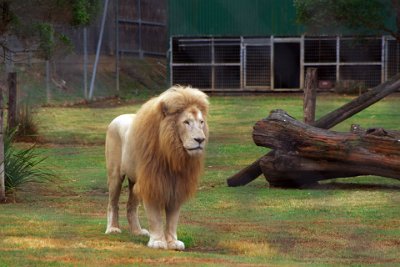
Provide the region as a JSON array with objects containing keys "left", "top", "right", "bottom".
[{"left": 132, "top": 86, "right": 209, "bottom": 208}]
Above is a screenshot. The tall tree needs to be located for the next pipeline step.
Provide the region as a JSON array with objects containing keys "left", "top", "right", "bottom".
[
  {"left": 294, "top": 0, "right": 400, "bottom": 43},
  {"left": 0, "top": 0, "right": 99, "bottom": 202}
]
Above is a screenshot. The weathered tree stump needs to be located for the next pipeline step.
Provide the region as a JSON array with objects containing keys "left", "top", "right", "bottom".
[{"left": 253, "top": 109, "right": 400, "bottom": 187}]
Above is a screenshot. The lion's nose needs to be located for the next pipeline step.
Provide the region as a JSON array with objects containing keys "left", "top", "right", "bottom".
[{"left": 194, "top": 138, "right": 205, "bottom": 144}]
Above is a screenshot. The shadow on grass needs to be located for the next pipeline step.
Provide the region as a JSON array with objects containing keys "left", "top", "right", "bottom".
[{"left": 307, "top": 182, "right": 400, "bottom": 191}]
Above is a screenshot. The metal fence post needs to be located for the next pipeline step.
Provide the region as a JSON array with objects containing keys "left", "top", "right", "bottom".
[
  {"left": 83, "top": 27, "right": 88, "bottom": 99},
  {"left": 89, "top": 0, "right": 110, "bottom": 100}
]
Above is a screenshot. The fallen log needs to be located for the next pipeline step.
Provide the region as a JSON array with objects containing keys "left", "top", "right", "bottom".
[
  {"left": 253, "top": 110, "right": 400, "bottom": 187},
  {"left": 226, "top": 156, "right": 266, "bottom": 187},
  {"left": 226, "top": 74, "right": 400, "bottom": 186},
  {"left": 260, "top": 154, "right": 363, "bottom": 187}
]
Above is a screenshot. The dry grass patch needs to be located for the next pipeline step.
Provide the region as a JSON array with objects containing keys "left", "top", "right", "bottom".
[
  {"left": 219, "top": 240, "right": 277, "bottom": 257},
  {"left": 3, "top": 236, "right": 145, "bottom": 251}
]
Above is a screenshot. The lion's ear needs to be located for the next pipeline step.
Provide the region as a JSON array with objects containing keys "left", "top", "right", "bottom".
[
  {"left": 160, "top": 101, "right": 181, "bottom": 116},
  {"left": 160, "top": 101, "right": 169, "bottom": 117}
]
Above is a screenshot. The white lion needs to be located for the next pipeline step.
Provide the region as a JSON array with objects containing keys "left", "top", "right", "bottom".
[{"left": 105, "top": 86, "right": 209, "bottom": 250}]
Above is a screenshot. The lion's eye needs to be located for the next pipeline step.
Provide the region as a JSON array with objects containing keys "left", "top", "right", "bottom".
[
  {"left": 184, "top": 120, "right": 190, "bottom": 125},
  {"left": 200, "top": 120, "right": 204, "bottom": 124}
]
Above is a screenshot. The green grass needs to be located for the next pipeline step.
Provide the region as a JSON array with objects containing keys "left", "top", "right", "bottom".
[{"left": 1, "top": 93, "right": 399, "bottom": 266}]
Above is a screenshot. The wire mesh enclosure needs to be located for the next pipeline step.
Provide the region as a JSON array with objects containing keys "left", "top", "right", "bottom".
[
  {"left": 304, "top": 37, "right": 384, "bottom": 89},
  {"left": 117, "top": 0, "right": 167, "bottom": 57},
  {"left": 387, "top": 39, "right": 400, "bottom": 79},
  {"left": 244, "top": 42, "right": 271, "bottom": 88},
  {"left": 171, "top": 35, "right": 398, "bottom": 92},
  {"left": 171, "top": 37, "right": 241, "bottom": 89}
]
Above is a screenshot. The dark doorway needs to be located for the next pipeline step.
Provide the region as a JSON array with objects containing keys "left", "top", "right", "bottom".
[{"left": 274, "top": 43, "right": 300, "bottom": 89}]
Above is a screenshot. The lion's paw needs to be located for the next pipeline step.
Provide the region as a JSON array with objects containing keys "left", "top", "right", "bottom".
[
  {"left": 105, "top": 226, "right": 122, "bottom": 234},
  {"left": 168, "top": 240, "right": 185, "bottom": 251},
  {"left": 133, "top": 228, "right": 150, "bottom": 236},
  {"left": 147, "top": 239, "right": 168, "bottom": 249}
]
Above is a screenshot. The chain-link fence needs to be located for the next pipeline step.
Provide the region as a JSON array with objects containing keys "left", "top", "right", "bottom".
[{"left": 0, "top": 0, "right": 168, "bottom": 106}]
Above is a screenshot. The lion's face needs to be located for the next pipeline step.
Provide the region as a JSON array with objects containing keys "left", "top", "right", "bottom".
[{"left": 177, "top": 107, "right": 208, "bottom": 156}]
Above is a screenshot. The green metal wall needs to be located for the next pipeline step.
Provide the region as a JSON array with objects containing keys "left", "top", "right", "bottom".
[{"left": 168, "top": 0, "right": 304, "bottom": 36}]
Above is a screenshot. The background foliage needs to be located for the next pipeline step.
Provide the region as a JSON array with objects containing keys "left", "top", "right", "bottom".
[
  {"left": 294, "top": 0, "right": 400, "bottom": 42},
  {"left": 0, "top": 0, "right": 99, "bottom": 58}
]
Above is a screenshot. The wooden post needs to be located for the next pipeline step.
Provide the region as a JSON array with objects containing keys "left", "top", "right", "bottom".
[
  {"left": 303, "top": 68, "right": 317, "bottom": 124},
  {"left": 7, "top": 72, "right": 17, "bottom": 130},
  {"left": 45, "top": 60, "right": 51, "bottom": 103},
  {"left": 0, "top": 85, "right": 5, "bottom": 202}
]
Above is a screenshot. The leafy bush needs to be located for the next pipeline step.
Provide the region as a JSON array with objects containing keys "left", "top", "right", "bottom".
[{"left": 4, "top": 130, "right": 53, "bottom": 201}]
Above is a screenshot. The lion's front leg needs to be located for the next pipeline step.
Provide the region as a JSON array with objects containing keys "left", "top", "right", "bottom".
[
  {"left": 127, "top": 180, "right": 149, "bottom": 236},
  {"left": 166, "top": 205, "right": 185, "bottom": 251},
  {"left": 143, "top": 201, "right": 167, "bottom": 249}
]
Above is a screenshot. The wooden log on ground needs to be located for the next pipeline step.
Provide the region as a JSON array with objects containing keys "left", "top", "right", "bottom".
[
  {"left": 260, "top": 154, "right": 364, "bottom": 188},
  {"left": 226, "top": 155, "right": 267, "bottom": 187},
  {"left": 226, "top": 74, "right": 400, "bottom": 187},
  {"left": 253, "top": 110, "right": 400, "bottom": 187}
]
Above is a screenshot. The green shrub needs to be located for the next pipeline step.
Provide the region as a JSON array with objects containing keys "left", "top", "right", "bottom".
[{"left": 4, "top": 130, "right": 53, "bottom": 201}]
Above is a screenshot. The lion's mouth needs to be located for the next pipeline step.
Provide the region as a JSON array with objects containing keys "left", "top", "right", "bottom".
[{"left": 187, "top": 147, "right": 203, "bottom": 151}]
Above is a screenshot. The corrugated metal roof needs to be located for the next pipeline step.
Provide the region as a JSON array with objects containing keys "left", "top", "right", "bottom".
[{"left": 169, "top": 0, "right": 304, "bottom": 36}]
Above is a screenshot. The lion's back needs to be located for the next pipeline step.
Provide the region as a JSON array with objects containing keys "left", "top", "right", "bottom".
[{"left": 106, "top": 114, "right": 137, "bottom": 178}]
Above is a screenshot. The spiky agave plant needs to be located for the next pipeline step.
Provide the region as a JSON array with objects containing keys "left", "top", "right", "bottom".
[{"left": 4, "top": 130, "right": 53, "bottom": 201}]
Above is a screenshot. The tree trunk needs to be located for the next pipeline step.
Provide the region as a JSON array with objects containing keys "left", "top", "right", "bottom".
[
  {"left": 7, "top": 72, "right": 17, "bottom": 130},
  {"left": 226, "top": 74, "right": 400, "bottom": 187},
  {"left": 253, "top": 110, "right": 400, "bottom": 187},
  {"left": 46, "top": 60, "right": 51, "bottom": 103},
  {"left": 0, "top": 85, "right": 5, "bottom": 202}
]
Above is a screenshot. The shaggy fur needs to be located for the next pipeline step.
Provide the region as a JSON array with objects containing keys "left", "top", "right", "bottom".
[
  {"left": 133, "top": 87, "right": 209, "bottom": 207},
  {"left": 105, "top": 86, "right": 209, "bottom": 250}
]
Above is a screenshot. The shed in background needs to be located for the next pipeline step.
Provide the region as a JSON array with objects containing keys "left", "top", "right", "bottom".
[{"left": 168, "top": 0, "right": 400, "bottom": 92}]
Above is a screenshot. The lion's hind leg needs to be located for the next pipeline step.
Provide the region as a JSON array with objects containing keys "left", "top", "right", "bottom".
[
  {"left": 105, "top": 121, "right": 125, "bottom": 234},
  {"left": 105, "top": 172, "right": 124, "bottom": 234},
  {"left": 127, "top": 179, "right": 149, "bottom": 236}
]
